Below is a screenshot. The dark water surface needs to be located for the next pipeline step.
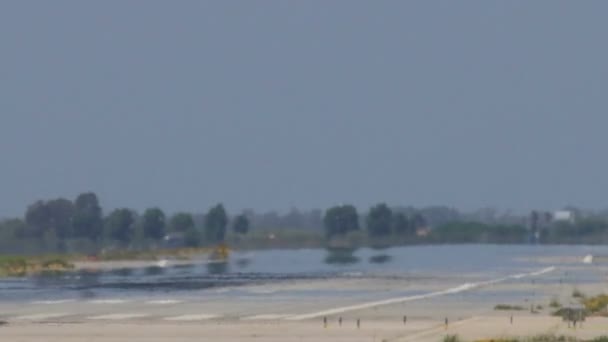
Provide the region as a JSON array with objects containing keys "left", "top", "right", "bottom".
[{"left": 0, "top": 245, "right": 603, "bottom": 302}]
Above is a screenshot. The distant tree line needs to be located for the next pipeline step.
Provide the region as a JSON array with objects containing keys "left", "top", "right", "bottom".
[
  {"left": 323, "top": 203, "right": 426, "bottom": 246},
  {"left": 0, "top": 192, "right": 249, "bottom": 254},
  {"left": 322, "top": 203, "right": 608, "bottom": 245},
  {"left": 2, "top": 193, "right": 608, "bottom": 254}
]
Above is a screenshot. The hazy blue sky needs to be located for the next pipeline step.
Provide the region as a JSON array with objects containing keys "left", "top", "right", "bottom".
[{"left": 1, "top": 1, "right": 607, "bottom": 217}]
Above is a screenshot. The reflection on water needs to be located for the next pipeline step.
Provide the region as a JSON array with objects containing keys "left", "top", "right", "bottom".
[
  {"left": 79, "top": 289, "right": 97, "bottom": 299},
  {"left": 173, "top": 264, "right": 195, "bottom": 269},
  {"left": 31, "top": 269, "right": 104, "bottom": 296},
  {"left": 111, "top": 268, "right": 134, "bottom": 277},
  {"left": 236, "top": 258, "right": 252, "bottom": 269},
  {"left": 77, "top": 270, "right": 102, "bottom": 280},
  {"left": 369, "top": 254, "right": 392, "bottom": 264},
  {"left": 32, "top": 272, "right": 65, "bottom": 284},
  {"left": 324, "top": 248, "right": 360, "bottom": 265},
  {"left": 5, "top": 245, "right": 608, "bottom": 302},
  {"left": 173, "top": 263, "right": 195, "bottom": 275},
  {"left": 370, "top": 244, "right": 391, "bottom": 251},
  {"left": 144, "top": 266, "right": 165, "bottom": 276},
  {"left": 207, "top": 261, "right": 229, "bottom": 275}
]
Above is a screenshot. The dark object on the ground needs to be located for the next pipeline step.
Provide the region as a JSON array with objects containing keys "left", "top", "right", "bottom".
[
  {"left": 357, "top": 318, "right": 360, "bottom": 329},
  {"left": 557, "top": 305, "right": 586, "bottom": 326},
  {"left": 403, "top": 315, "right": 407, "bottom": 325},
  {"left": 339, "top": 317, "right": 342, "bottom": 326}
]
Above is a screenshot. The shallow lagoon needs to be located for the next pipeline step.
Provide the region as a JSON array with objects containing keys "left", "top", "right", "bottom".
[{"left": 0, "top": 244, "right": 602, "bottom": 302}]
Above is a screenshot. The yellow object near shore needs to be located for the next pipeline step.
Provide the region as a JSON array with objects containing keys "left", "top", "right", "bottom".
[{"left": 211, "top": 243, "right": 230, "bottom": 260}]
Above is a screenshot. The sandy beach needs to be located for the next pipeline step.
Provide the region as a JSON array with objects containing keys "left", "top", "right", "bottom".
[
  {"left": 1, "top": 314, "right": 608, "bottom": 342},
  {"left": 2, "top": 264, "right": 608, "bottom": 341}
]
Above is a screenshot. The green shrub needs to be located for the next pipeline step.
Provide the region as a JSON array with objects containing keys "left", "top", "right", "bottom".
[
  {"left": 589, "top": 337, "right": 608, "bottom": 342},
  {"left": 0, "top": 256, "right": 28, "bottom": 276},
  {"left": 443, "top": 335, "right": 463, "bottom": 342},
  {"left": 525, "top": 335, "right": 576, "bottom": 342},
  {"left": 494, "top": 304, "right": 525, "bottom": 311},
  {"left": 572, "top": 288, "right": 585, "bottom": 299},
  {"left": 582, "top": 294, "right": 608, "bottom": 313},
  {"left": 549, "top": 297, "right": 562, "bottom": 308}
]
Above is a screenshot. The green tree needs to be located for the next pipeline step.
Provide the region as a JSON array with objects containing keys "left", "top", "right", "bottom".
[
  {"left": 183, "top": 228, "right": 202, "bottom": 247},
  {"left": 232, "top": 214, "right": 250, "bottom": 235},
  {"left": 24, "top": 198, "right": 74, "bottom": 239},
  {"left": 0, "top": 218, "right": 26, "bottom": 238},
  {"left": 105, "top": 208, "right": 136, "bottom": 245},
  {"left": 205, "top": 204, "right": 228, "bottom": 243},
  {"left": 72, "top": 192, "right": 103, "bottom": 241},
  {"left": 392, "top": 212, "right": 414, "bottom": 236},
  {"left": 0, "top": 218, "right": 27, "bottom": 250},
  {"left": 412, "top": 212, "right": 427, "bottom": 229},
  {"left": 46, "top": 198, "right": 75, "bottom": 239},
  {"left": 530, "top": 210, "right": 539, "bottom": 231},
  {"left": 25, "top": 200, "right": 50, "bottom": 238},
  {"left": 168, "top": 212, "right": 199, "bottom": 247},
  {"left": 366, "top": 203, "right": 393, "bottom": 237},
  {"left": 323, "top": 205, "right": 359, "bottom": 238},
  {"left": 169, "top": 213, "right": 195, "bottom": 232},
  {"left": 142, "top": 208, "right": 166, "bottom": 240}
]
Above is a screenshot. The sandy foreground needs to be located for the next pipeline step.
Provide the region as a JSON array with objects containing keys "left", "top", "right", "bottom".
[
  {"left": 1, "top": 316, "right": 608, "bottom": 342},
  {"left": 3, "top": 263, "right": 608, "bottom": 341}
]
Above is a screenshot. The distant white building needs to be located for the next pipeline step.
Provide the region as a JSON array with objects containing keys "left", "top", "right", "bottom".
[{"left": 553, "top": 210, "right": 575, "bottom": 223}]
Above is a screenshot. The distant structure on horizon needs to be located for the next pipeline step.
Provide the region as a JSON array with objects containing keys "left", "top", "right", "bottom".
[
  {"left": 552, "top": 210, "right": 576, "bottom": 224},
  {"left": 529, "top": 209, "right": 577, "bottom": 244}
]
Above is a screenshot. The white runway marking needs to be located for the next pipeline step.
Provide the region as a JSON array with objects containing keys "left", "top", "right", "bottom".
[
  {"left": 146, "top": 299, "right": 182, "bottom": 305},
  {"left": 88, "top": 313, "right": 149, "bottom": 320},
  {"left": 88, "top": 299, "right": 128, "bottom": 304},
  {"left": 31, "top": 300, "right": 76, "bottom": 305},
  {"left": 242, "top": 314, "right": 293, "bottom": 320},
  {"left": 164, "top": 314, "right": 219, "bottom": 321},
  {"left": 14, "top": 313, "right": 71, "bottom": 321},
  {"left": 287, "top": 266, "right": 556, "bottom": 321}
]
